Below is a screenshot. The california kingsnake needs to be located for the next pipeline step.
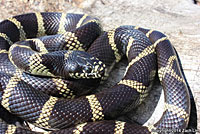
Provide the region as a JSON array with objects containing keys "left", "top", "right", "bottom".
[{"left": 0, "top": 12, "right": 190, "bottom": 134}]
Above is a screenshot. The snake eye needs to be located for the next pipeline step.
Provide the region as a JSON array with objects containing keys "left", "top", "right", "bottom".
[{"left": 84, "top": 66, "right": 92, "bottom": 73}]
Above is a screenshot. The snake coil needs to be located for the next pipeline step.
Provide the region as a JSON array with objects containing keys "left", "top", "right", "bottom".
[{"left": 0, "top": 12, "right": 190, "bottom": 134}]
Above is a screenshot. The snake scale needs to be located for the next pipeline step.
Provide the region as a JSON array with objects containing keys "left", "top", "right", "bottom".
[{"left": 0, "top": 12, "right": 190, "bottom": 134}]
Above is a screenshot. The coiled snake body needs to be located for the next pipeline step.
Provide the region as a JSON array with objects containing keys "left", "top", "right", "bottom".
[{"left": 0, "top": 12, "right": 190, "bottom": 134}]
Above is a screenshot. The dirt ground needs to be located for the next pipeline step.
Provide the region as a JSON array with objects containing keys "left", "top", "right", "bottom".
[{"left": 0, "top": 0, "right": 199, "bottom": 133}]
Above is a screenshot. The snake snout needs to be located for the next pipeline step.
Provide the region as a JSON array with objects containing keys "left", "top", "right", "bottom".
[{"left": 89, "top": 58, "right": 105, "bottom": 78}]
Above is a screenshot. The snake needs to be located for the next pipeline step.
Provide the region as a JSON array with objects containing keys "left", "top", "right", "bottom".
[{"left": 0, "top": 12, "right": 190, "bottom": 134}]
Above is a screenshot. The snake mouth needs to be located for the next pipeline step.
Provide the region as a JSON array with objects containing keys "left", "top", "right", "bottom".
[
  {"left": 69, "top": 72, "right": 103, "bottom": 79},
  {"left": 69, "top": 61, "right": 106, "bottom": 79}
]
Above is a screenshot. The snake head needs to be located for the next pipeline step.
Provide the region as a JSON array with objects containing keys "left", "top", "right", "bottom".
[{"left": 64, "top": 50, "right": 106, "bottom": 79}]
